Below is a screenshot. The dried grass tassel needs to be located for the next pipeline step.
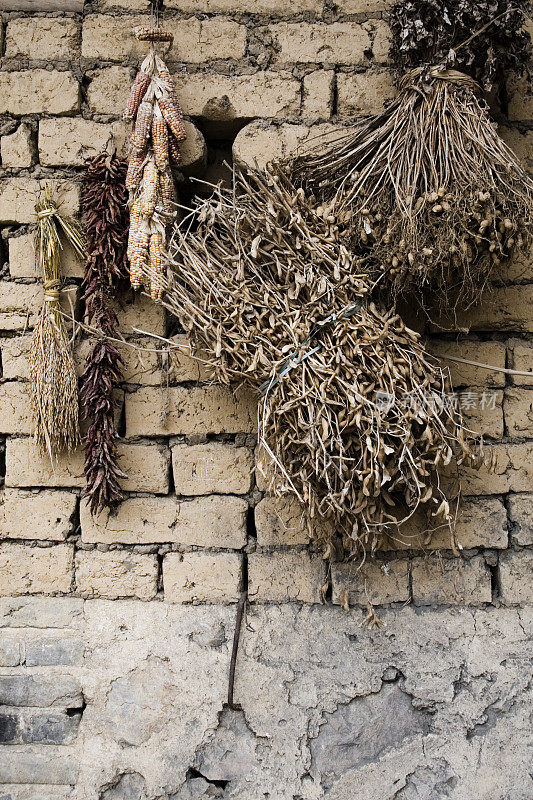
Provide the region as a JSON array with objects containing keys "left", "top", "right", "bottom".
[{"left": 29, "top": 185, "right": 85, "bottom": 460}]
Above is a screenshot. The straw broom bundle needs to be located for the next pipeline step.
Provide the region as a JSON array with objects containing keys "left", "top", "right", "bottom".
[
  {"left": 287, "top": 1, "right": 533, "bottom": 314},
  {"left": 29, "top": 185, "right": 85, "bottom": 459}
]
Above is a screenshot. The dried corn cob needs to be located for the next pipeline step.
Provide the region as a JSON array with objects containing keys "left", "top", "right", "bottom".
[
  {"left": 134, "top": 25, "right": 173, "bottom": 43},
  {"left": 127, "top": 200, "right": 142, "bottom": 261},
  {"left": 124, "top": 70, "right": 151, "bottom": 120},
  {"left": 152, "top": 112, "right": 169, "bottom": 172},
  {"left": 131, "top": 98, "right": 154, "bottom": 155},
  {"left": 157, "top": 96, "right": 186, "bottom": 142},
  {"left": 148, "top": 230, "right": 165, "bottom": 301},
  {"left": 140, "top": 159, "right": 158, "bottom": 216},
  {"left": 168, "top": 133, "right": 183, "bottom": 166},
  {"left": 125, "top": 151, "right": 146, "bottom": 190},
  {"left": 158, "top": 170, "right": 175, "bottom": 213},
  {"left": 129, "top": 227, "right": 149, "bottom": 290}
]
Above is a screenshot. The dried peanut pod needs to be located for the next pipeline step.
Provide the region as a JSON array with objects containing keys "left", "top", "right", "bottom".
[
  {"left": 141, "top": 159, "right": 158, "bottom": 216},
  {"left": 131, "top": 99, "right": 154, "bottom": 155},
  {"left": 168, "top": 134, "right": 182, "bottom": 166},
  {"left": 127, "top": 201, "right": 143, "bottom": 260},
  {"left": 157, "top": 96, "right": 186, "bottom": 142},
  {"left": 125, "top": 151, "right": 146, "bottom": 190},
  {"left": 124, "top": 70, "right": 151, "bottom": 120},
  {"left": 158, "top": 169, "right": 175, "bottom": 213},
  {"left": 152, "top": 114, "right": 169, "bottom": 172},
  {"left": 134, "top": 25, "right": 174, "bottom": 43},
  {"left": 149, "top": 231, "right": 165, "bottom": 301},
  {"left": 130, "top": 227, "right": 149, "bottom": 290}
]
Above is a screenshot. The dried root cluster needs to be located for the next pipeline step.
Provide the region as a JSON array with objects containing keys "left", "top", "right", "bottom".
[
  {"left": 289, "top": 71, "right": 533, "bottom": 313},
  {"left": 124, "top": 35, "right": 186, "bottom": 301},
  {"left": 162, "top": 168, "right": 474, "bottom": 556}
]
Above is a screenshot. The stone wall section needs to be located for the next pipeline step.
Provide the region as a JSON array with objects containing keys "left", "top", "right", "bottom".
[{"left": 0, "top": 3, "right": 531, "bottom": 796}]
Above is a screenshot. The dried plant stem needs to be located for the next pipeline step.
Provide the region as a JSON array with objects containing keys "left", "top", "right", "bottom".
[{"left": 29, "top": 185, "right": 85, "bottom": 460}]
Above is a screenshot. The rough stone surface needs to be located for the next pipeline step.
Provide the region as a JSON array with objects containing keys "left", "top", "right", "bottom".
[
  {"left": 504, "top": 388, "right": 533, "bottom": 436},
  {"left": 248, "top": 551, "right": 326, "bottom": 603},
  {"left": 125, "top": 386, "right": 257, "bottom": 436},
  {"left": 1, "top": 123, "right": 34, "bottom": 168},
  {"left": 172, "top": 443, "right": 253, "bottom": 495},
  {"left": 0, "top": 179, "right": 79, "bottom": 224},
  {"left": 0, "top": 70, "right": 79, "bottom": 116},
  {"left": 233, "top": 120, "right": 338, "bottom": 171},
  {"left": 508, "top": 494, "right": 533, "bottom": 546},
  {"left": 81, "top": 494, "right": 247, "bottom": 549},
  {"left": 255, "top": 495, "right": 311, "bottom": 546},
  {"left": 8, "top": 230, "right": 84, "bottom": 279},
  {"left": 163, "top": 552, "right": 242, "bottom": 603},
  {"left": 269, "top": 22, "right": 371, "bottom": 64},
  {"left": 429, "top": 340, "right": 507, "bottom": 388},
  {"left": 75, "top": 550, "right": 158, "bottom": 600},
  {"left": 0, "top": 543, "right": 73, "bottom": 595},
  {"left": 499, "top": 550, "right": 533, "bottom": 604},
  {"left": 332, "top": 559, "right": 410, "bottom": 606},
  {"left": 0, "top": 488, "right": 77, "bottom": 541},
  {"left": 5, "top": 17, "right": 79, "bottom": 60},
  {"left": 337, "top": 69, "right": 395, "bottom": 115},
  {"left": 509, "top": 338, "right": 533, "bottom": 386},
  {"left": 412, "top": 556, "right": 492, "bottom": 606}
]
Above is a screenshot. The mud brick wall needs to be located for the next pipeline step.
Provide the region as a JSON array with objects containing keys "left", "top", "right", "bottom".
[{"left": 0, "top": 2, "right": 531, "bottom": 799}]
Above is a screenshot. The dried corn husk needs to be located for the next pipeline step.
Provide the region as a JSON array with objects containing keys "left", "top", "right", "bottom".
[
  {"left": 123, "top": 53, "right": 154, "bottom": 119},
  {"left": 157, "top": 95, "right": 186, "bottom": 142}
]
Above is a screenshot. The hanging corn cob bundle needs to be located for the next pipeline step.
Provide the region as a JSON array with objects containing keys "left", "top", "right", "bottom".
[
  {"left": 124, "top": 27, "right": 186, "bottom": 301},
  {"left": 287, "top": 0, "right": 533, "bottom": 316},
  {"left": 29, "top": 185, "right": 86, "bottom": 460},
  {"left": 160, "top": 166, "right": 475, "bottom": 558},
  {"left": 80, "top": 152, "right": 130, "bottom": 514}
]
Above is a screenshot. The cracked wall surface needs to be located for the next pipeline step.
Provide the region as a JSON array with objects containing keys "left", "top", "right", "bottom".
[
  {"left": 0, "top": 0, "right": 532, "bottom": 796},
  {"left": 1, "top": 598, "right": 532, "bottom": 799}
]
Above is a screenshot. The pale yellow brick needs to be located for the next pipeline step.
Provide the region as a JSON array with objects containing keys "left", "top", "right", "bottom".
[
  {"left": 248, "top": 551, "right": 325, "bottom": 603},
  {"left": 87, "top": 66, "right": 131, "bottom": 115},
  {"left": 254, "top": 495, "right": 311, "bottom": 546},
  {"left": 172, "top": 71, "right": 301, "bottom": 121},
  {"left": 499, "top": 550, "right": 533, "bottom": 604},
  {"left": 82, "top": 15, "right": 246, "bottom": 62},
  {"left": 168, "top": 335, "right": 212, "bottom": 383},
  {"left": 498, "top": 244, "right": 533, "bottom": 282},
  {"left": 270, "top": 22, "right": 370, "bottom": 64},
  {"left": 509, "top": 339, "right": 533, "bottom": 386},
  {"left": 302, "top": 70, "right": 334, "bottom": 118},
  {"left": 458, "top": 389, "right": 503, "bottom": 439},
  {"left": 0, "top": 336, "right": 31, "bottom": 379},
  {"left": 332, "top": 559, "right": 410, "bottom": 606},
  {"left": 0, "top": 70, "right": 79, "bottom": 116},
  {"left": 337, "top": 69, "right": 395, "bottom": 116},
  {"left": 336, "top": 0, "right": 393, "bottom": 10},
  {"left": 0, "top": 179, "right": 80, "bottom": 224},
  {"left": 0, "top": 381, "right": 32, "bottom": 435},
  {"left": 39, "top": 118, "right": 119, "bottom": 167},
  {"left": 81, "top": 494, "right": 247, "bottom": 548},
  {"left": 435, "top": 286, "right": 533, "bottom": 333},
  {"left": 172, "top": 443, "right": 253, "bottom": 495},
  {"left": 5, "top": 438, "right": 169, "bottom": 494},
  {"left": 508, "top": 494, "right": 533, "bottom": 546},
  {"left": 371, "top": 20, "right": 390, "bottom": 62},
  {"left": 1, "top": 124, "right": 33, "bottom": 168},
  {"left": 507, "top": 76, "right": 533, "bottom": 122},
  {"left": 5, "top": 17, "right": 79, "bottom": 60},
  {"left": 428, "top": 340, "right": 506, "bottom": 388},
  {"left": 9, "top": 232, "right": 84, "bottom": 280},
  {"left": 126, "top": 386, "right": 256, "bottom": 437},
  {"left": 379, "top": 497, "right": 508, "bottom": 552},
  {"left": 459, "top": 443, "right": 533, "bottom": 495},
  {"left": 75, "top": 550, "right": 157, "bottom": 600},
  {"left": 113, "top": 293, "right": 166, "bottom": 338},
  {"left": 504, "top": 389, "right": 533, "bottom": 437},
  {"left": 412, "top": 556, "right": 491, "bottom": 605},
  {"left": 233, "top": 121, "right": 339, "bottom": 172},
  {"left": 0, "top": 543, "right": 73, "bottom": 595},
  {"left": 0, "top": 488, "right": 77, "bottom": 541},
  {"left": 163, "top": 551, "right": 242, "bottom": 602},
  {"left": 166, "top": 0, "right": 323, "bottom": 10},
  {"left": 0, "top": 282, "right": 79, "bottom": 331},
  {"left": 76, "top": 336, "right": 159, "bottom": 384},
  {"left": 499, "top": 126, "right": 533, "bottom": 168}
]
